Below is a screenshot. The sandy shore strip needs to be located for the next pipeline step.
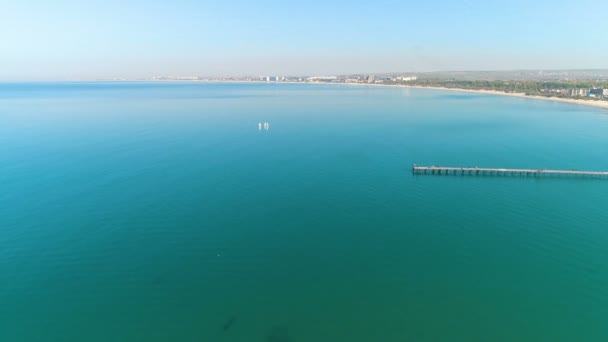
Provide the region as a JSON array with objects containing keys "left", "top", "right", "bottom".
[
  {"left": 192, "top": 80, "right": 608, "bottom": 110},
  {"left": 405, "top": 85, "right": 608, "bottom": 110},
  {"left": 330, "top": 82, "right": 608, "bottom": 110}
]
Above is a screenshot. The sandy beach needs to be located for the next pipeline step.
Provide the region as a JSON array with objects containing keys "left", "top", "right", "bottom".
[
  {"left": 404, "top": 85, "right": 608, "bottom": 110},
  {"left": 335, "top": 82, "right": 608, "bottom": 110},
  {"left": 198, "top": 80, "right": 608, "bottom": 111}
]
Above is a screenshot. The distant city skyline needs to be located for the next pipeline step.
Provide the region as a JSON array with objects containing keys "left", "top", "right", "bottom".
[{"left": 2, "top": 0, "right": 607, "bottom": 81}]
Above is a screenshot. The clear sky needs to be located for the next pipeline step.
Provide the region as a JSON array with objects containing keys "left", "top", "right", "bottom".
[{"left": 1, "top": 0, "right": 607, "bottom": 80}]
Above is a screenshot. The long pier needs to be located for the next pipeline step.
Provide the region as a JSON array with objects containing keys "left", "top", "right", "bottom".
[{"left": 412, "top": 165, "right": 608, "bottom": 178}]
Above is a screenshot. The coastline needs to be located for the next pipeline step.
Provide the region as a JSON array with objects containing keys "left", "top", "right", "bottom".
[
  {"left": 164, "top": 79, "right": 608, "bottom": 111},
  {"left": 321, "top": 82, "right": 608, "bottom": 110},
  {"left": 403, "top": 85, "right": 608, "bottom": 110}
]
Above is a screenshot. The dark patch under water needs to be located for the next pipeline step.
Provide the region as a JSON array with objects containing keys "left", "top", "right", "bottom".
[{"left": 222, "top": 316, "right": 237, "bottom": 332}]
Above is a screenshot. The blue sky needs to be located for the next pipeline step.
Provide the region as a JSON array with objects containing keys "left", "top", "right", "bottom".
[{"left": 1, "top": 0, "right": 606, "bottom": 80}]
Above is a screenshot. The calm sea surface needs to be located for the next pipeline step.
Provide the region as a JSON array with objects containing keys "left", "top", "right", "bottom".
[{"left": 1, "top": 82, "right": 608, "bottom": 341}]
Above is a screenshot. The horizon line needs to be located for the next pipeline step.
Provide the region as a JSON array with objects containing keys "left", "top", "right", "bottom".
[{"left": 2, "top": 68, "right": 608, "bottom": 83}]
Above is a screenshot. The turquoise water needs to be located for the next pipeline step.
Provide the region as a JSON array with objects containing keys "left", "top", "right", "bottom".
[{"left": 1, "top": 82, "right": 608, "bottom": 341}]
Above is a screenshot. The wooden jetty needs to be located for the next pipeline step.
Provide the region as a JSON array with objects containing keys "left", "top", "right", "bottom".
[{"left": 412, "top": 165, "right": 608, "bottom": 178}]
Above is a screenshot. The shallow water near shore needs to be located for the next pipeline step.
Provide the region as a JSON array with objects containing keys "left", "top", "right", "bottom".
[{"left": 1, "top": 82, "right": 608, "bottom": 341}]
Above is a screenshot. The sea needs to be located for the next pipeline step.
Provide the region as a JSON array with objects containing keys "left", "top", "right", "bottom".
[{"left": 1, "top": 82, "right": 607, "bottom": 341}]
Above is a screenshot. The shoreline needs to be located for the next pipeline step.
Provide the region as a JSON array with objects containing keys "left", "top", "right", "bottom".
[
  {"left": 92, "top": 79, "right": 608, "bottom": 111},
  {"left": 404, "top": 85, "right": 608, "bottom": 110},
  {"left": 196, "top": 80, "right": 608, "bottom": 111},
  {"left": 321, "top": 82, "right": 608, "bottom": 110}
]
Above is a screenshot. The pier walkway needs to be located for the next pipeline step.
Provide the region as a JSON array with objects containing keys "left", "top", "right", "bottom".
[{"left": 412, "top": 165, "right": 608, "bottom": 178}]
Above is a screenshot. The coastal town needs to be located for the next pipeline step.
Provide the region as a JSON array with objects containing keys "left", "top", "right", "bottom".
[{"left": 150, "top": 70, "right": 608, "bottom": 102}]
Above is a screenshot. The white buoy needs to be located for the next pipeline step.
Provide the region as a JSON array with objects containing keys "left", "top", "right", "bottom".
[{"left": 258, "top": 122, "right": 262, "bottom": 130}]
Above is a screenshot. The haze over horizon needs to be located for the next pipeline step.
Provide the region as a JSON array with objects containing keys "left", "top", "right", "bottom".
[{"left": 2, "top": 0, "right": 607, "bottom": 81}]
